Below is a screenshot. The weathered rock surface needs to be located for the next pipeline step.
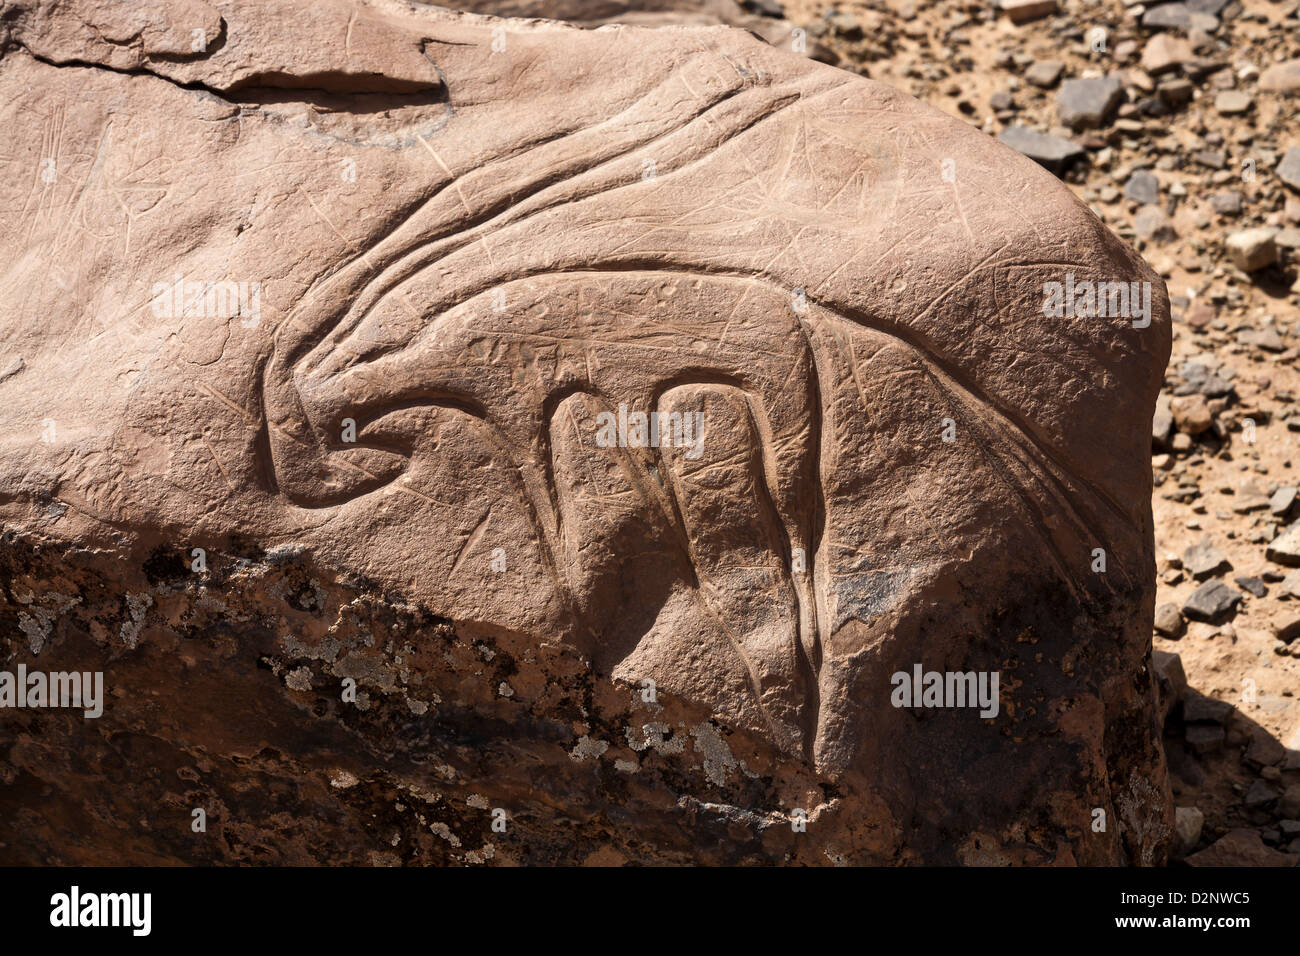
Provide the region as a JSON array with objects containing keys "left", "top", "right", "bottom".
[{"left": 0, "top": 0, "right": 1172, "bottom": 865}]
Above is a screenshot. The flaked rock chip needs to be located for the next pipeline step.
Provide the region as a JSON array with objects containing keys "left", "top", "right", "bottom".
[
  {"left": 1123, "top": 170, "right": 1160, "bottom": 206},
  {"left": 1183, "top": 538, "right": 1228, "bottom": 579},
  {"left": 1279, "top": 148, "right": 1300, "bottom": 193},
  {"left": 1259, "top": 60, "right": 1300, "bottom": 94},
  {"left": 1057, "top": 75, "right": 1126, "bottom": 130},
  {"left": 1226, "top": 228, "right": 1279, "bottom": 273},
  {"left": 997, "top": 125, "right": 1087, "bottom": 175},
  {"left": 1182, "top": 580, "right": 1242, "bottom": 622},
  {"left": 0, "top": 0, "right": 1172, "bottom": 865},
  {"left": 1268, "top": 524, "right": 1300, "bottom": 567}
]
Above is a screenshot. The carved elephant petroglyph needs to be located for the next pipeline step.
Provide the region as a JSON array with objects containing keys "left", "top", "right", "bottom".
[
  {"left": 0, "top": 0, "right": 1172, "bottom": 861},
  {"left": 251, "top": 36, "right": 1168, "bottom": 767}
]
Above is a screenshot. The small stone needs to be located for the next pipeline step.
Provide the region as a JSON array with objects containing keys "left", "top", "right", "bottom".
[
  {"left": 1184, "top": 302, "right": 1216, "bottom": 329},
  {"left": 989, "top": 91, "right": 1015, "bottom": 111},
  {"left": 1245, "top": 732, "right": 1286, "bottom": 767},
  {"left": 1184, "top": 538, "right": 1229, "bottom": 578},
  {"left": 1209, "top": 192, "right": 1242, "bottom": 215},
  {"left": 1244, "top": 780, "right": 1278, "bottom": 809},
  {"left": 997, "top": 127, "right": 1085, "bottom": 175},
  {"left": 1279, "top": 569, "right": 1300, "bottom": 597},
  {"left": 1259, "top": 59, "right": 1300, "bottom": 92},
  {"left": 1000, "top": 0, "right": 1058, "bottom": 23},
  {"left": 1143, "top": 3, "right": 1220, "bottom": 31},
  {"left": 1271, "top": 486, "right": 1297, "bottom": 516},
  {"left": 1214, "top": 90, "right": 1252, "bottom": 115},
  {"left": 1226, "top": 228, "right": 1278, "bottom": 272},
  {"left": 1024, "top": 59, "right": 1065, "bottom": 88},
  {"left": 1279, "top": 148, "right": 1300, "bottom": 193},
  {"left": 1152, "top": 650, "right": 1187, "bottom": 718},
  {"left": 1192, "top": 150, "right": 1225, "bottom": 170},
  {"left": 1234, "top": 575, "right": 1267, "bottom": 597},
  {"left": 1239, "top": 327, "right": 1285, "bottom": 352},
  {"left": 1124, "top": 169, "right": 1160, "bottom": 205},
  {"left": 1178, "top": 360, "right": 1233, "bottom": 398},
  {"left": 1170, "top": 394, "right": 1212, "bottom": 434},
  {"left": 1157, "top": 78, "right": 1195, "bottom": 107},
  {"left": 1057, "top": 76, "right": 1126, "bottom": 130},
  {"left": 1266, "top": 523, "right": 1300, "bottom": 566},
  {"left": 1141, "top": 34, "right": 1193, "bottom": 75},
  {"left": 1153, "top": 394, "right": 1174, "bottom": 448},
  {"left": 1174, "top": 806, "right": 1204, "bottom": 854},
  {"left": 1273, "top": 614, "right": 1300, "bottom": 642},
  {"left": 1154, "top": 602, "right": 1186, "bottom": 637},
  {"left": 1134, "top": 204, "right": 1176, "bottom": 242},
  {"left": 1181, "top": 579, "right": 1242, "bottom": 622},
  {"left": 826, "top": 12, "right": 862, "bottom": 38}
]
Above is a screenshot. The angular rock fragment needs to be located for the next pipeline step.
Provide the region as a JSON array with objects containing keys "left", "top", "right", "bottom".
[
  {"left": 1170, "top": 394, "right": 1213, "bottom": 434},
  {"left": 1152, "top": 398, "right": 1173, "bottom": 449},
  {"left": 1154, "top": 602, "right": 1186, "bottom": 637},
  {"left": 1234, "top": 576, "right": 1267, "bottom": 598},
  {"left": 1183, "top": 538, "right": 1228, "bottom": 579},
  {"left": 1124, "top": 170, "right": 1160, "bottom": 205},
  {"left": 1173, "top": 806, "right": 1203, "bottom": 855},
  {"left": 0, "top": 0, "right": 1173, "bottom": 865},
  {"left": 1000, "top": 0, "right": 1058, "bottom": 23},
  {"left": 1181, "top": 580, "right": 1242, "bottom": 622},
  {"left": 1209, "top": 192, "right": 1242, "bottom": 216},
  {"left": 1141, "top": 3, "right": 1220, "bottom": 32},
  {"left": 1141, "top": 35, "right": 1192, "bottom": 75},
  {"left": 1134, "top": 205, "right": 1177, "bottom": 242},
  {"left": 1152, "top": 649, "right": 1187, "bottom": 715},
  {"left": 1057, "top": 75, "right": 1126, "bottom": 130},
  {"left": 1278, "top": 148, "right": 1300, "bottom": 193},
  {"left": 1024, "top": 60, "right": 1065, "bottom": 88},
  {"left": 1259, "top": 60, "right": 1300, "bottom": 93},
  {"left": 1267, "top": 524, "right": 1300, "bottom": 566},
  {"left": 1226, "top": 229, "right": 1279, "bottom": 272},
  {"left": 1271, "top": 486, "right": 1297, "bottom": 517},
  {"left": 1213, "top": 91, "right": 1251, "bottom": 115},
  {"left": 997, "top": 126, "right": 1086, "bottom": 174}
]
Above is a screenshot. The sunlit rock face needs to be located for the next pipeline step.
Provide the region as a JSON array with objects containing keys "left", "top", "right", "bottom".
[{"left": 0, "top": 0, "right": 1171, "bottom": 865}]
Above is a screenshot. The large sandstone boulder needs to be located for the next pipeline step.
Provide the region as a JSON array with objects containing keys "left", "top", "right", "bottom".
[{"left": 0, "top": 0, "right": 1171, "bottom": 864}]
